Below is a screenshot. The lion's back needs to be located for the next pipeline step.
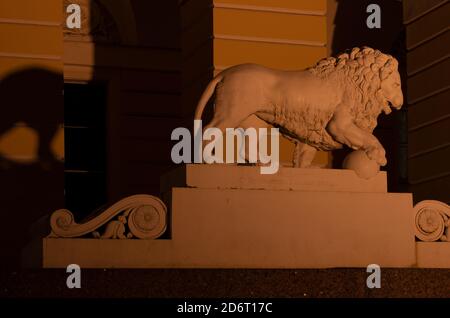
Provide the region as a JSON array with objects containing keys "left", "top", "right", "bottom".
[
  {"left": 219, "top": 64, "right": 280, "bottom": 89},
  {"left": 215, "top": 64, "right": 344, "bottom": 150},
  {"left": 272, "top": 72, "right": 343, "bottom": 150}
]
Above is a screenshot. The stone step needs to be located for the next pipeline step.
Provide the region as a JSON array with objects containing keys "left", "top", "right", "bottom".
[{"left": 161, "top": 164, "right": 387, "bottom": 194}]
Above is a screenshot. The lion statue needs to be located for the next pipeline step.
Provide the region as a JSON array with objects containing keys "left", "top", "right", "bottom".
[{"left": 194, "top": 47, "right": 403, "bottom": 167}]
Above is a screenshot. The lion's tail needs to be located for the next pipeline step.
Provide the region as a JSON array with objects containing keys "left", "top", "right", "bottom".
[{"left": 194, "top": 74, "right": 223, "bottom": 120}]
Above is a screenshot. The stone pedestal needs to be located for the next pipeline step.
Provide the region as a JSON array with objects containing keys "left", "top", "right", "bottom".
[{"left": 41, "top": 164, "right": 417, "bottom": 268}]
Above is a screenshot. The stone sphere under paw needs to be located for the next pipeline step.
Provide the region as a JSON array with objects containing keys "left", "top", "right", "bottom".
[{"left": 343, "top": 150, "right": 380, "bottom": 179}]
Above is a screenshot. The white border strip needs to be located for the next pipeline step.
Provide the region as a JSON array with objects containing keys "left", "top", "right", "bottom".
[
  {"left": 0, "top": 51, "right": 61, "bottom": 61},
  {"left": 214, "top": 2, "right": 326, "bottom": 16},
  {"left": 0, "top": 18, "right": 60, "bottom": 27},
  {"left": 215, "top": 34, "right": 326, "bottom": 47}
]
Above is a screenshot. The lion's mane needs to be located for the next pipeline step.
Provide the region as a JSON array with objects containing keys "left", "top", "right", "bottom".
[{"left": 308, "top": 47, "right": 398, "bottom": 132}]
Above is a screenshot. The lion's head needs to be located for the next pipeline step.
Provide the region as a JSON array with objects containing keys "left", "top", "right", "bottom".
[{"left": 308, "top": 47, "right": 403, "bottom": 132}]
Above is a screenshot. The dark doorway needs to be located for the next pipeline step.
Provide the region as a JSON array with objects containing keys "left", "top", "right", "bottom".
[{"left": 64, "top": 83, "right": 108, "bottom": 220}]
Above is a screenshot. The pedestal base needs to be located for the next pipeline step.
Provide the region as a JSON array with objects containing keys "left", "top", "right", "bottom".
[
  {"left": 42, "top": 169, "right": 415, "bottom": 268},
  {"left": 416, "top": 243, "right": 450, "bottom": 268}
]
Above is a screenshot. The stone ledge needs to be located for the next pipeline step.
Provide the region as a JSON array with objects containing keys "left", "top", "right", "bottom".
[{"left": 161, "top": 164, "right": 387, "bottom": 193}]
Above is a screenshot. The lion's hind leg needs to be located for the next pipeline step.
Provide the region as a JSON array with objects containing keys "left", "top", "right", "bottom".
[
  {"left": 202, "top": 109, "right": 252, "bottom": 163},
  {"left": 293, "top": 141, "right": 317, "bottom": 168}
]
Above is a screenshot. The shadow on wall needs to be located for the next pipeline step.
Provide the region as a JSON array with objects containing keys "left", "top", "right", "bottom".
[
  {"left": 0, "top": 68, "right": 64, "bottom": 269},
  {"left": 330, "top": 0, "right": 406, "bottom": 191}
]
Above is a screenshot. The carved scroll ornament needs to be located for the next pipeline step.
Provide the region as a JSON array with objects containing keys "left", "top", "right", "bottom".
[
  {"left": 49, "top": 194, "right": 167, "bottom": 239},
  {"left": 415, "top": 200, "right": 450, "bottom": 242}
]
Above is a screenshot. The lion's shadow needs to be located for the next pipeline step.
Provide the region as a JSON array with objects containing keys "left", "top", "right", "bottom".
[
  {"left": 0, "top": 68, "right": 64, "bottom": 269},
  {"left": 0, "top": 69, "right": 63, "bottom": 162}
]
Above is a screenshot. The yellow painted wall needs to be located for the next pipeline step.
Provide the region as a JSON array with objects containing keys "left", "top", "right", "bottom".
[
  {"left": 213, "top": 8, "right": 327, "bottom": 44},
  {"left": 0, "top": 0, "right": 63, "bottom": 162},
  {"left": 213, "top": 39, "right": 327, "bottom": 70}
]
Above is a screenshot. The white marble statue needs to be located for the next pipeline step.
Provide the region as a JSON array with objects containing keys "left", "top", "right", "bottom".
[{"left": 194, "top": 47, "right": 403, "bottom": 168}]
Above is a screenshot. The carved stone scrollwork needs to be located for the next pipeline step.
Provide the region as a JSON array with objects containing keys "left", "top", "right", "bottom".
[
  {"left": 49, "top": 195, "right": 167, "bottom": 239},
  {"left": 414, "top": 200, "right": 450, "bottom": 242}
]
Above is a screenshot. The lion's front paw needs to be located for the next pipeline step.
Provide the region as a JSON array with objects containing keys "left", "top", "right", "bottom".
[{"left": 366, "top": 146, "right": 387, "bottom": 166}]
